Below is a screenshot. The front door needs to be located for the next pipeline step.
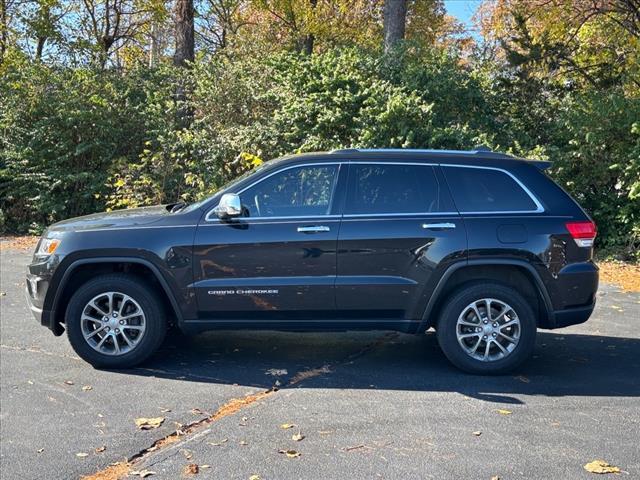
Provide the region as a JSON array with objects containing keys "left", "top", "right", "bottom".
[
  {"left": 193, "top": 162, "right": 344, "bottom": 321},
  {"left": 336, "top": 162, "right": 467, "bottom": 322}
]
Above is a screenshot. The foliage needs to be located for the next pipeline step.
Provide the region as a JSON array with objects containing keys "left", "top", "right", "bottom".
[{"left": 1, "top": 9, "right": 639, "bottom": 257}]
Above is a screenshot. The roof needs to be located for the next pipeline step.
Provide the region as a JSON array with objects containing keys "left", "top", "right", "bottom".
[{"left": 270, "top": 148, "right": 551, "bottom": 170}]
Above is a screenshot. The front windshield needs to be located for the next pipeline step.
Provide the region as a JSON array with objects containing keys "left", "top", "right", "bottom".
[{"left": 182, "top": 163, "right": 269, "bottom": 212}]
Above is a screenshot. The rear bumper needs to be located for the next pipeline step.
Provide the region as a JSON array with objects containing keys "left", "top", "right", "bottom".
[{"left": 543, "top": 261, "right": 598, "bottom": 329}]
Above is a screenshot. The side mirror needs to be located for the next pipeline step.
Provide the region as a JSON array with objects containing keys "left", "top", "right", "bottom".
[{"left": 214, "top": 193, "right": 242, "bottom": 219}]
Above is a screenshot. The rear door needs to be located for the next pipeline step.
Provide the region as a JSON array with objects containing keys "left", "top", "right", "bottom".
[
  {"left": 192, "top": 162, "right": 344, "bottom": 320},
  {"left": 336, "top": 162, "right": 466, "bottom": 322}
]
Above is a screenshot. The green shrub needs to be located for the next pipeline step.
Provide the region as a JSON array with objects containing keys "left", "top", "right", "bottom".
[{"left": 1, "top": 48, "right": 638, "bottom": 258}]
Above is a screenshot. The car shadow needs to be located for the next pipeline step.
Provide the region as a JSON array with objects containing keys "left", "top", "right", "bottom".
[{"left": 121, "top": 330, "right": 640, "bottom": 404}]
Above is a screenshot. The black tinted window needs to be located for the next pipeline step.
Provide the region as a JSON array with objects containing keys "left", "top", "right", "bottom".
[
  {"left": 346, "top": 164, "right": 449, "bottom": 214},
  {"left": 240, "top": 165, "right": 338, "bottom": 217},
  {"left": 443, "top": 166, "right": 538, "bottom": 212}
]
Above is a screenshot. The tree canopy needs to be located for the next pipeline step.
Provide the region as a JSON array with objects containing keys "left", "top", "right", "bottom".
[{"left": 0, "top": 0, "right": 638, "bottom": 257}]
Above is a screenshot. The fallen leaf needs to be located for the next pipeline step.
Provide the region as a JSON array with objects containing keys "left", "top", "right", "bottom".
[
  {"left": 75, "top": 452, "right": 89, "bottom": 458},
  {"left": 491, "top": 476, "right": 500, "bottom": 480},
  {"left": 200, "top": 465, "right": 210, "bottom": 469},
  {"left": 135, "top": 417, "right": 165, "bottom": 430},
  {"left": 64, "top": 380, "right": 74, "bottom": 385},
  {"left": 266, "top": 368, "right": 288, "bottom": 376},
  {"left": 239, "top": 441, "right": 248, "bottom": 446},
  {"left": 514, "top": 375, "right": 530, "bottom": 383},
  {"left": 159, "top": 407, "right": 172, "bottom": 413},
  {"left": 280, "top": 423, "right": 296, "bottom": 429},
  {"left": 497, "top": 409, "right": 512, "bottom": 415},
  {"left": 278, "top": 449, "right": 301, "bottom": 458},
  {"left": 27, "top": 380, "right": 34, "bottom": 385},
  {"left": 130, "top": 469, "right": 157, "bottom": 478},
  {"left": 207, "top": 438, "right": 228, "bottom": 446},
  {"left": 191, "top": 408, "right": 205, "bottom": 415},
  {"left": 82, "top": 385, "right": 93, "bottom": 391},
  {"left": 249, "top": 476, "right": 261, "bottom": 480},
  {"left": 37, "top": 448, "right": 44, "bottom": 453},
  {"left": 472, "top": 431, "right": 482, "bottom": 436},
  {"left": 292, "top": 432, "right": 305, "bottom": 442},
  {"left": 95, "top": 446, "right": 106, "bottom": 453},
  {"left": 583, "top": 460, "right": 621, "bottom": 474},
  {"left": 183, "top": 464, "right": 199, "bottom": 475},
  {"left": 181, "top": 449, "right": 193, "bottom": 460}
]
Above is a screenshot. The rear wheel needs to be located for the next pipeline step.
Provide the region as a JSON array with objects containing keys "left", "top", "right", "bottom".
[
  {"left": 436, "top": 283, "right": 536, "bottom": 375},
  {"left": 66, "top": 274, "right": 167, "bottom": 368}
]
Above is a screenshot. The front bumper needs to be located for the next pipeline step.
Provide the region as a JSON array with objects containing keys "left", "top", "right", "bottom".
[{"left": 26, "top": 255, "right": 65, "bottom": 336}]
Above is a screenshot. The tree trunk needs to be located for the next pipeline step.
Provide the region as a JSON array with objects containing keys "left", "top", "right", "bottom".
[
  {"left": 173, "top": 0, "right": 194, "bottom": 67},
  {"left": 302, "top": 33, "right": 314, "bottom": 55},
  {"left": 383, "top": 0, "right": 407, "bottom": 53},
  {"left": 0, "top": 0, "right": 7, "bottom": 64},
  {"left": 302, "top": 0, "right": 317, "bottom": 55},
  {"left": 36, "top": 36, "right": 46, "bottom": 59},
  {"left": 149, "top": 21, "right": 159, "bottom": 67}
]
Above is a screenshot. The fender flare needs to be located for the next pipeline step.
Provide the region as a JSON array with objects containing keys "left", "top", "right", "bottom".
[
  {"left": 418, "top": 259, "right": 555, "bottom": 331},
  {"left": 50, "top": 256, "right": 184, "bottom": 329}
]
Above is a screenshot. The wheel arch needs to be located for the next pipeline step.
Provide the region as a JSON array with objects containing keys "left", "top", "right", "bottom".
[
  {"left": 420, "top": 259, "right": 554, "bottom": 331},
  {"left": 50, "top": 257, "right": 183, "bottom": 333}
]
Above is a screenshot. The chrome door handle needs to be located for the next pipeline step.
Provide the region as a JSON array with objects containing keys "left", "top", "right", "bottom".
[
  {"left": 297, "top": 225, "right": 330, "bottom": 233},
  {"left": 422, "top": 222, "right": 456, "bottom": 230}
]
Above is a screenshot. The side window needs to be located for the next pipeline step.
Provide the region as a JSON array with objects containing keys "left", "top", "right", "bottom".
[
  {"left": 240, "top": 164, "right": 338, "bottom": 217},
  {"left": 442, "top": 166, "right": 539, "bottom": 213},
  {"left": 345, "top": 164, "right": 450, "bottom": 214}
]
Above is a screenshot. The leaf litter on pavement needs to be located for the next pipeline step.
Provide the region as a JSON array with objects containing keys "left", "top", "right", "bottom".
[
  {"left": 583, "top": 460, "right": 621, "bottom": 474},
  {"left": 135, "top": 417, "right": 165, "bottom": 430}
]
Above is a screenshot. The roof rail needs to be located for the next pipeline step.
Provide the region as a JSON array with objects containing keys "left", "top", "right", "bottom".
[{"left": 328, "top": 148, "right": 513, "bottom": 157}]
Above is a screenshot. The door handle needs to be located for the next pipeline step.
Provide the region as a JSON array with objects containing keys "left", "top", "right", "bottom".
[
  {"left": 422, "top": 222, "right": 456, "bottom": 230},
  {"left": 297, "top": 225, "right": 331, "bottom": 233}
]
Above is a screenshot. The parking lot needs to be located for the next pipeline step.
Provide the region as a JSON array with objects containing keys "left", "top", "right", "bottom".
[{"left": 1, "top": 244, "right": 639, "bottom": 479}]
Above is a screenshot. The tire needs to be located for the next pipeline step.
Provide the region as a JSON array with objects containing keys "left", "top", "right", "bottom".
[
  {"left": 66, "top": 274, "right": 167, "bottom": 368},
  {"left": 436, "top": 282, "right": 536, "bottom": 375}
]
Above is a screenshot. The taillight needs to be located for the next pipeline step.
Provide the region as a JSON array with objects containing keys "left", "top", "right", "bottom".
[{"left": 565, "top": 221, "right": 597, "bottom": 247}]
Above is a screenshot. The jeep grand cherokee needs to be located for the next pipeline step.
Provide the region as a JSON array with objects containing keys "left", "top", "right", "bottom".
[{"left": 26, "top": 149, "right": 598, "bottom": 374}]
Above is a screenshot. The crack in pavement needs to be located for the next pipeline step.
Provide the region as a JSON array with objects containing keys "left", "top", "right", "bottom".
[{"left": 81, "top": 331, "right": 399, "bottom": 480}]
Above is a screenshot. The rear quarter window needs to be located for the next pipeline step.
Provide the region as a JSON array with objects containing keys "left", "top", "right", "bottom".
[{"left": 442, "top": 166, "right": 540, "bottom": 213}]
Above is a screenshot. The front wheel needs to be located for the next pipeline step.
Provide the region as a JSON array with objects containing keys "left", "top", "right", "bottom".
[
  {"left": 66, "top": 274, "right": 167, "bottom": 368},
  {"left": 436, "top": 283, "right": 536, "bottom": 375}
]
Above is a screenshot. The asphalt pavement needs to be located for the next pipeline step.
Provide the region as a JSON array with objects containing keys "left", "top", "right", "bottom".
[{"left": 1, "top": 246, "right": 639, "bottom": 479}]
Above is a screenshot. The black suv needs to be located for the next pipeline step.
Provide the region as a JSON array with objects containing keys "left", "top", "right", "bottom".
[{"left": 26, "top": 149, "right": 598, "bottom": 374}]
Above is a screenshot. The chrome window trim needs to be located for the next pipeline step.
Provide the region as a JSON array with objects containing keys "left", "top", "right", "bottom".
[
  {"left": 343, "top": 212, "right": 458, "bottom": 218},
  {"left": 201, "top": 217, "right": 343, "bottom": 226},
  {"left": 205, "top": 162, "right": 342, "bottom": 222},
  {"left": 440, "top": 164, "right": 545, "bottom": 214}
]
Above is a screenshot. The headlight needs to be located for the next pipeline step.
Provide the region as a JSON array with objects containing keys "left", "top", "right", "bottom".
[{"left": 37, "top": 238, "right": 61, "bottom": 256}]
